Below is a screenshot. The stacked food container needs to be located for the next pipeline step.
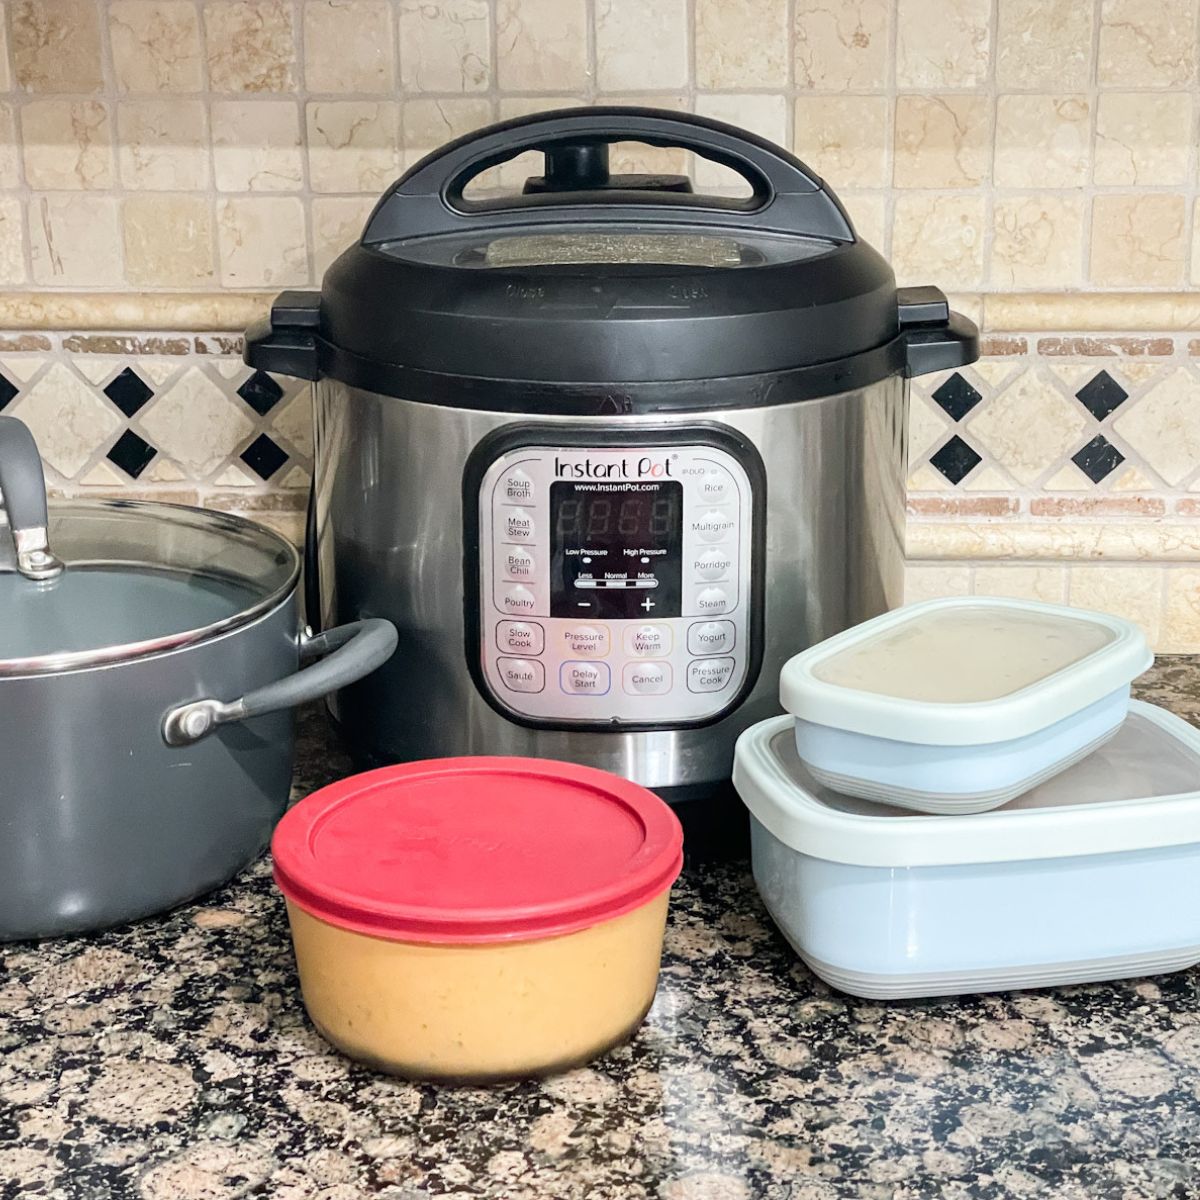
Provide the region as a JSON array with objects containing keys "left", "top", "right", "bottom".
[{"left": 733, "top": 597, "right": 1200, "bottom": 999}]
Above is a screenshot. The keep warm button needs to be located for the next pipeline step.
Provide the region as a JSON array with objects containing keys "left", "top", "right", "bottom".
[
  {"left": 687, "top": 657, "right": 736, "bottom": 693},
  {"left": 560, "top": 661, "right": 611, "bottom": 695}
]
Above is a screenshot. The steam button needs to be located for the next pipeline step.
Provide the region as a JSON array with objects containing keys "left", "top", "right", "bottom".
[{"left": 694, "top": 586, "right": 732, "bottom": 614}]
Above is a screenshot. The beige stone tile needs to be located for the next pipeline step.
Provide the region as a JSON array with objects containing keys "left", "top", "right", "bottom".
[
  {"left": 694, "top": 95, "right": 788, "bottom": 191},
  {"left": 596, "top": 0, "right": 687, "bottom": 92},
  {"left": 1094, "top": 94, "right": 1193, "bottom": 187},
  {"left": 1163, "top": 570, "right": 1200, "bottom": 653},
  {"left": 11, "top": 0, "right": 103, "bottom": 91},
  {"left": 117, "top": 100, "right": 209, "bottom": 191},
  {"left": 0, "top": 198, "right": 24, "bottom": 285},
  {"left": 896, "top": 0, "right": 991, "bottom": 88},
  {"left": 29, "top": 195, "right": 122, "bottom": 286},
  {"left": 794, "top": 0, "right": 890, "bottom": 90},
  {"left": 965, "top": 368, "right": 1087, "bottom": 485},
  {"left": 123, "top": 195, "right": 215, "bottom": 287},
  {"left": 973, "top": 565, "right": 1067, "bottom": 604},
  {"left": 893, "top": 96, "right": 990, "bottom": 188},
  {"left": 211, "top": 100, "right": 301, "bottom": 192},
  {"left": 496, "top": 0, "right": 588, "bottom": 92},
  {"left": 891, "top": 194, "right": 985, "bottom": 290},
  {"left": 0, "top": 106, "right": 16, "bottom": 189},
  {"left": 0, "top": 3, "right": 9, "bottom": 91},
  {"left": 398, "top": 0, "right": 489, "bottom": 93},
  {"left": 1042, "top": 462, "right": 1092, "bottom": 491},
  {"left": 1098, "top": 0, "right": 1198, "bottom": 87},
  {"left": 993, "top": 95, "right": 1090, "bottom": 189},
  {"left": 403, "top": 98, "right": 492, "bottom": 169},
  {"left": 1090, "top": 195, "right": 1188, "bottom": 288},
  {"left": 996, "top": 0, "right": 1093, "bottom": 88},
  {"left": 1194, "top": 200, "right": 1200, "bottom": 287},
  {"left": 486, "top": 96, "right": 583, "bottom": 192},
  {"left": 696, "top": 0, "right": 788, "bottom": 89},
  {"left": 20, "top": 101, "right": 113, "bottom": 190},
  {"left": 216, "top": 197, "right": 308, "bottom": 287},
  {"left": 961, "top": 463, "right": 1016, "bottom": 492},
  {"left": 9, "top": 363, "right": 121, "bottom": 478},
  {"left": 1068, "top": 566, "right": 1162, "bottom": 644},
  {"left": 793, "top": 97, "right": 888, "bottom": 188},
  {"left": 304, "top": 0, "right": 394, "bottom": 92},
  {"left": 312, "top": 196, "right": 374, "bottom": 278},
  {"left": 306, "top": 101, "right": 400, "bottom": 193},
  {"left": 1113, "top": 368, "right": 1200, "bottom": 486},
  {"left": 204, "top": 0, "right": 296, "bottom": 93},
  {"left": 269, "top": 391, "right": 314, "bottom": 456},
  {"left": 904, "top": 564, "right": 972, "bottom": 604},
  {"left": 840, "top": 192, "right": 887, "bottom": 252},
  {"left": 602, "top": 95, "right": 688, "bottom": 177},
  {"left": 109, "top": 1, "right": 204, "bottom": 93},
  {"left": 908, "top": 392, "right": 951, "bottom": 467},
  {"left": 991, "top": 195, "right": 1085, "bottom": 288},
  {"left": 907, "top": 463, "right": 952, "bottom": 491},
  {"left": 141, "top": 366, "right": 255, "bottom": 477}
]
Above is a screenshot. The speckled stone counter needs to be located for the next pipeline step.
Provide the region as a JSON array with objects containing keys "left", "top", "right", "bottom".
[{"left": 3, "top": 659, "right": 1200, "bottom": 1200}]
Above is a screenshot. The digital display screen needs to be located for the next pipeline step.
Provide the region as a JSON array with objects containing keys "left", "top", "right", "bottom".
[{"left": 550, "top": 480, "right": 682, "bottom": 619}]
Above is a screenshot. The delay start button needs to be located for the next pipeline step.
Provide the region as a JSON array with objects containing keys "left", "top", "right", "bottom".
[
  {"left": 560, "top": 661, "right": 611, "bottom": 695},
  {"left": 687, "top": 657, "right": 736, "bottom": 693}
]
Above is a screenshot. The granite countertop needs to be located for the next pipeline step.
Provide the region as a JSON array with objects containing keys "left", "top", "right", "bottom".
[{"left": 4, "top": 660, "right": 1200, "bottom": 1200}]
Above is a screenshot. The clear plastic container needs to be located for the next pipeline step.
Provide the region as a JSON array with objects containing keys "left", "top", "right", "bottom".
[
  {"left": 779, "top": 597, "right": 1153, "bottom": 813},
  {"left": 734, "top": 703, "right": 1200, "bottom": 999}
]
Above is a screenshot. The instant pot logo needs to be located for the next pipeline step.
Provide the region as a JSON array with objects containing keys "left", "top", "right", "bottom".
[{"left": 553, "top": 455, "right": 675, "bottom": 479}]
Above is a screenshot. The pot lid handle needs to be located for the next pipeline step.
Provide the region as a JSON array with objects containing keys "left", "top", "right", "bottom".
[
  {"left": 0, "top": 415, "right": 64, "bottom": 582},
  {"left": 361, "top": 106, "right": 855, "bottom": 246}
]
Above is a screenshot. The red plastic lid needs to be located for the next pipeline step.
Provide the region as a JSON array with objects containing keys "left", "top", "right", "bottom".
[{"left": 272, "top": 757, "right": 684, "bottom": 944}]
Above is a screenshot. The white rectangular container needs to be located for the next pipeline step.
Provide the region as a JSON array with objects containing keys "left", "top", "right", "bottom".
[
  {"left": 779, "top": 597, "right": 1152, "bottom": 814},
  {"left": 733, "top": 704, "right": 1200, "bottom": 999}
]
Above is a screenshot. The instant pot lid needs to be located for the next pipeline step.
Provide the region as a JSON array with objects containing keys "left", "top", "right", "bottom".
[
  {"left": 246, "top": 107, "right": 978, "bottom": 410},
  {"left": 0, "top": 500, "right": 299, "bottom": 676}
]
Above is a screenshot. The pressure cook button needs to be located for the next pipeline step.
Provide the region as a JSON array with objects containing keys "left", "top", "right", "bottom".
[
  {"left": 623, "top": 623, "right": 672, "bottom": 657},
  {"left": 560, "top": 661, "right": 611, "bottom": 696},
  {"left": 503, "top": 548, "right": 536, "bottom": 579},
  {"left": 498, "top": 658, "right": 544, "bottom": 693},
  {"left": 687, "top": 657, "right": 736, "bottom": 693},
  {"left": 496, "top": 620, "right": 544, "bottom": 655},
  {"left": 687, "top": 620, "right": 735, "bottom": 656},
  {"left": 561, "top": 624, "right": 609, "bottom": 657},
  {"left": 503, "top": 469, "right": 534, "bottom": 503},
  {"left": 696, "top": 469, "right": 730, "bottom": 504},
  {"left": 623, "top": 662, "right": 672, "bottom": 696},
  {"left": 693, "top": 547, "right": 732, "bottom": 581},
  {"left": 500, "top": 584, "right": 537, "bottom": 614},
  {"left": 694, "top": 586, "right": 732, "bottom": 614},
  {"left": 505, "top": 508, "right": 535, "bottom": 541},
  {"left": 691, "top": 509, "right": 736, "bottom": 543}
]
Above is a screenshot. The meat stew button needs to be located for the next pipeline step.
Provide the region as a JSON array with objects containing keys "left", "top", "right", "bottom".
[
  {"left": 498, "top": 658, "right": 544, "bottom": 693},
  {"left": 687, "top": 657, "right": 735, "bottom": 693}
]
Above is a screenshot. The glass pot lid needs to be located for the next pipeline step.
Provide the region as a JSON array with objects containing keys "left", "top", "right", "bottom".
[{"left": 0, "top": 500, "right": 299, "bottom": 677}]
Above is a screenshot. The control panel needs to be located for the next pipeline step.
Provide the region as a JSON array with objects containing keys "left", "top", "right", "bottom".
[{"left": 475, "top": 439, "right": 756, "bottom": 727}]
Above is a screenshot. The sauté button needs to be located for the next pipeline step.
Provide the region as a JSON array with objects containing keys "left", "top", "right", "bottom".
[
  {"left": 691, "top": 509, "right": 736, "bottom": 543},
  {"left": 696, "top": 469, "right": 730, "bottom": 504},
  {"left": 496, "top": 620, "right": 544, "bottom": 655},
  {"left": 561, "top": 624, "right": 609, "bottom": 657},
  {"left": 622, "top": 662, "right": 671, "bottom": 695},
  {"left": 498, "top": 658, "right": 544, "bottom": 693},
  {"left": 503, "top": 548, "right": 536, "bottom": 579},
  {"left": 693, "top": 547, "right": 732, "bottom": 581},
  {"left": 623, "top": 623, "right": 672, "bottom": 657},
  {"left": 505, "top": 508, "right": 535, "bottom": 541},
  {"left": 694, "top": 586, "right": 732, "bottom": 614},
  {"left": 560, "top": 661, "right": 611, "bottom": 695},
  {"left": 503, "top": 469, "right": 534, "bottom": 503},
  {"left": 687, "top": 620, "right": 735, "bottom": 655},
  {"left": 687, "top": 657, "right": 735, "bottom": 693},
  {"left": 500, "top": 584, "right": 537, "bottom": 614}
]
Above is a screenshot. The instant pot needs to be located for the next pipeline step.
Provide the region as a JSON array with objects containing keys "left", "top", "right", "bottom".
[{"left": 248, "top": 107, "right": 977, "bottom": 842}]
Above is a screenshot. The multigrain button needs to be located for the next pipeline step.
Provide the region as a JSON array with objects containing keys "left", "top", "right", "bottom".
[
  {"left": 687, "top": 657, "right": 735, "bottom": 693},
  {"left": 503, "top": 469, "right": 534, "bottom": 503},
  {"left": 503, "top": 548, "right": 536, "bottom": 579},
  {"left": 687, "top": 620, "right": 735, "bottom": 655},
  {"left": 623, "top": 662, "right": 672, "bottom": 695},
  {"left": 696, "top": 469, "right": 730, "bottom": 504},
  {"left": 504, "top": 508, "right": 535, "bottom": 541},
  {"left": 560, "top": 661, "right": 610, "bottom": 695},
  {"left": 694, "top": 586, "right": 732, "bottom": 615},
  {"left": 498, "top": 658, "right": 544, "bottom": 693},
  {"left": 691, "top": 509, "right": 736, "bottom": 543},
  {"left": 623, "top": 623, "right": 672, "bottom": 657},
  {"left": 496, "top": 620, "right": 544, "bottom": 655},
  {"left": 500, "top": 584, "right": 537, "bottom": 614},
  {"left": 693, "top": 547, "right": 732, "bottom": 581},
  {"left": 561, "top": 624, "right": 609, "bottom": 657}
]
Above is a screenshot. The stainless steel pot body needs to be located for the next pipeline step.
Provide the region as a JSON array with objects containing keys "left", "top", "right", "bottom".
[{"left": 312, "top": 375, "right": 907, "bottom": 793}]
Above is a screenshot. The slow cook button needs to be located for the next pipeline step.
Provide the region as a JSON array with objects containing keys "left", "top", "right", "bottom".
[
  {"left": 694, "top": 586, "right": 732, "bottom": 614},
  {"left": 687, "top": 620, "right": 735, "bottom": 655},
  {"left": 500, "top": 584, "right": 537, "bottom": 614},
  {"left": 560, "top": 661, "right": 611, "bottom": 696},
  {"left": 496, "top": 620, "right": 544, "bottom": 655},
  {"left": 693, "top": 547, "right": 732, "bottom": 581},
  {"left": 503, "top": 469, "right": 534, "bottom": 503},
  {"left": 691, "top": 509, "right": 736, "bottom": 543},
  {"left": 498, "top": 658, "right": 544, "bottom": 693},
  {"left": 687, "top": 657, "right": 736, "bottom": 693},
  {"left": 503, "top": 548, "right": 536, "bottom": 579},
  {"left": 622, "top": 662, "right": 671, "bottom": 696},
  {"left": 623, "top": 623, "right": 672, "bottom": 657},
  {"left": 560, "top": 624, "right": 609, "bottom": 657},
  {"left": 504, "top": 508, "right": 535, "bottom": 541}
]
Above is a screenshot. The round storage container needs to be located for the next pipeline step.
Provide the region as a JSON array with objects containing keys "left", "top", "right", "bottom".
[
  {"left": 272, "top": 757, "right": 683, "bottom": 1080},
  {"left": 779, "top": 596, "right": 1153, "bottom": 813}
]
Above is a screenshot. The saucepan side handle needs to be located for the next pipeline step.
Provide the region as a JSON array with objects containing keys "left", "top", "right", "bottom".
[
  {"left": 161, "top": 618, "right": 398, "bottom": 747},
  {"left": 0, "top": 414, "right": 64, "bottom": 581}
]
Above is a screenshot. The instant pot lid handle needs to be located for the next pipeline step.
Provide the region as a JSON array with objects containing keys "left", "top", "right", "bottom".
[{"left": 0, "top": 415, "right": 64, "bottom": 582}]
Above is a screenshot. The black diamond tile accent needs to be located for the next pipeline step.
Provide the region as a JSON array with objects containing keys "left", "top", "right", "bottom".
[
  {"left": 930, "top": 372, "right": 983, "bottom": 421},
  {"left": 237, "top": 370, "right": 284, "bottom": 416},
  {"left": 106, "top": 430, "right": 157, "bottom": 479},
  {"left": 103, "top": 367, "right": 154, "bottom": 417},
  {"left": 1075, "top": 369, "right": 1128, "bottom": 421},
  {"left": 929, "top": 435, "right": 982, "bottom": 485},
  {"left": 241, "top": 433, "right": 288, "bottom": 480},
  {"left": 1072, "top": 434, "right": 1125, "bottom": 483},
  {"left": 0, "top": 372, "right": 16, "bottom": 411}
]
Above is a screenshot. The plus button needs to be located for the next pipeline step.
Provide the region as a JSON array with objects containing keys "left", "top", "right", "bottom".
[{"left": 640, "top": 597, "right": 656, "bottom": 612}]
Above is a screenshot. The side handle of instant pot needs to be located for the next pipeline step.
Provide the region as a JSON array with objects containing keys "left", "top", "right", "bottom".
[
  {"left": 161, "top": 618, "right": 398, "bottom": 747},
  {"left": 244, "top": 290, "right": 322, "bottom": 381},
  {"left": 0, "top": 414, "right": 64, "bottom": 581},
  {"left": 898, "top": 286, "right": 980, "bottom": 377}
]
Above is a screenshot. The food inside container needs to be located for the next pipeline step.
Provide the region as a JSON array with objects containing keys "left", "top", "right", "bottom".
[
  {"left": 272, "top": 757, "right": 683, "bottom": 1081},
  {"left": 779, "top": 597, "right": 1153, "bottom": 814},
  {"left": 734, "top": 703, "right": 1200, "bottom": 999}
]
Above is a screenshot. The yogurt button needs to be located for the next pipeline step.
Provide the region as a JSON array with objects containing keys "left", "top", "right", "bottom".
[
  {"left": 687, "top": 657, "right": 735, "bottom": 693},
  {"left": 498, "top": 658, "right": 544, "bottom": 693},
  {"left": 560, "top": 661, "right": 610, "bottom": 695},
  {"left": 624, "top": 623, "right": 672, "bottom": 657},
  {"left": 687, "top": 620, "right": 735, "bottom": 656},
  {"left": 497, "top": 620, "right": 544, "bottom": 655},
  {"left": 694, "top": 586, "right": 732, "bottom": 614},
  {"left": 500, "top": 585, "right": 537, "bottom": 614},
  {"left": 504, "top": 548, "right": 536, "bottom": 579},
  {"left": 693, "top": 547, "right": 732, "bottom": 581},
  {"left": 503, "top": 469, "right": 534, "bottom": 503},
  {"left": 561, "top": 624, "right": 609, "bottom": 657},
  {"left": 505, "top": 508, "right": 535, "bottom": 541}
]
